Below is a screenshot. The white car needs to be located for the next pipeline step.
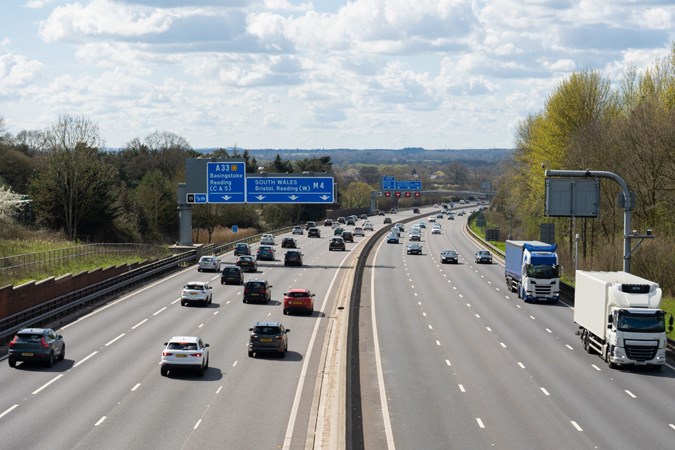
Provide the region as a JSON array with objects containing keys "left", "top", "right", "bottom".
[
  {"left": 181, "top": 281, "right": 213, "bottom": 307},
  {"left": 198, "top": 255, "right": 220, "bottom": 272},
  {"left": 160, "top": 336, "right": 210, "bottom": 376},
  {"left": 353, "top": 227, "right": 365, "bottom": 236},
  {"left": 431, "top": 226, "right": 442, "bottom": 234},
  {"left": 260, "top": 233, "right": 275, "bottom": 245},
  {"left": 292, "top": 226, "right": 303, "bottom": 235},
  {"left": 428, "top": 216, "right": 436, "bottom": 222},
  {"left": 363, "top": 221, "right": 374, "bottom": 231}
]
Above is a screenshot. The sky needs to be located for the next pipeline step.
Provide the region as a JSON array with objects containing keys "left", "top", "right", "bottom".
[{"left": 0, "top": 0, "right": 673, "bottom": 150}]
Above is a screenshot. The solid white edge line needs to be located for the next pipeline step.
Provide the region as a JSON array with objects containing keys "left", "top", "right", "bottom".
[
  {"left": 32, "top": 374, "right": 64, "bottom": 395},
  {"left": 371, "top": 238, "right": 396, "bottom": 450},
  {"left": 0, "top": 404, "right": 19, "bottom": 419},
  {"left": 282, "top": 246, "right": 352, "bottom": 450}
]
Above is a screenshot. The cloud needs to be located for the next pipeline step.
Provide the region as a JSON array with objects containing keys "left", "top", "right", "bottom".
[{"left": 0, "top": 50, "right": 44, "bottom": 98}]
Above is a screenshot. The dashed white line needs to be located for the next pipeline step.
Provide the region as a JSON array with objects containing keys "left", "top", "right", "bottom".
[
  {"left": 516, "top": 305, "right": 522, "bottom": 309},
  {"left": 500, "top": 342, "right": 507, "bottom": 348},
  {"left": 152, "top": 307, "right": 167, "bottom": 316},
  {"left": 105, "top": 333, "right": 126, "bottom": 346},
  {"left": 436, "top": 340, "right": 441, "bottom": 346},
  {"left": 132, "top": 319, "right": 148, "bottom": 329},
  {"left": 530, "top": 315, "right": 536, "bottom": 320},
  {"left": 32, "top": 374, "right": 64, "bottom": 395},
  {"left": 428, "top": 325, "right": 433, "bottom": 330},
  {"left": 566, "top": 344, "right": 574, "bottom": 350},
  {"left": 198, "top": 323, "right": 204, "bottom": 328},
  {"left": 171, "top": 298, "right": 180, "bottom": 304},
  {"left": 131, "top": 383, "right": 141, "bottom": 391},
  {"left": 545, "top": 328, "right": 552, "bottom": 333},
  {"left": 95, "top": 416, "right": 106, "bottom": 426},
  {"left": 518, "top": 362, "right": 525, "bottom": 369},
  {"left": 669, "top": 424, "right": 675, "bottom": 431},
  {"left": 540, "top": 387, "right": 550, "bottom": 396},
  {"left": 0, "top": 404, "right": 18, "bottom": 419},
  {"left": 74, "top": 351, "right": 98, "bottom": 367},
  {"left": 475, "top": 314, "right": 480, "bottom": 319},
  {"left": 214, "top": 310, "right": 220, "bottom": 315},
  {"left": 476, "top": 418, "right": 485, "bottom": 428},
  {"left": 459, "top": 294, "right": 464, "bottom": 298},
  {"left": 446, "top": 360, "right": 451, "bottom": 366},
  {"left": 458, "top": 384, "right": 466, "bottom": 392},
  {"left": 571, "top": 421, "right": 583, "bottom": 431},
  {"left": 422, "top": 312, "right": 427, "bottom": 317},
  {"left": 233, "top": 360, "right": 238, "bottom": 367},
  {"left": 216, "top": 386, "right": 223, "bottom": 394},
  {"left": 625, "top": 390, "right": 636, "bottom": 398},
  {"left": 194, "top": 419, "right": 202, "bottom": 430},
  {"left": 592, "top": 364, "right": 601, "bottom": 371},
  {"left": 486, "top": 327, "right": 492, "bottom": 332}
]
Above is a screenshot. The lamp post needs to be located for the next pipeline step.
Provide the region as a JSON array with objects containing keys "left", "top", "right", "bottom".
[{"left": 574, "top": 233, "right": 580, "bottom": 272}]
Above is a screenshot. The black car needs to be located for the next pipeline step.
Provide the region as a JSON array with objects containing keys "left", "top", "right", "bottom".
[
  {"left": 413, "top": 208, "right": 420, "bottom": 213},
  {"left": 8, "top": 328, "right": 65, "bottom": 367},
  {"left": 406, "top": 243, "right": 423, "bottom": 255},
  {"left": 281, "top": 237, "right": 297, "bottom": 248},
  {"left": 440, "top": 250, "right": 459, "bottom": 264},
  {"left": 324, "top": 219, "right": 333, "bottom": 227},
  {"left": 221, "top": 265, "right": 244, "bottom": 285},
  {"left": 329, "top": 237, "right": 346, "bottom": 251},
  {"left": 234, "top": 243, "right": 251, "bottom": 256},
  {"left": 236, "top": 255, "right": 257, "bottom": 272},
  {"left": 308, "top": 227, "right": 321, "bottom": 238},
  {"left": 284, "top": 250, "right": 303, "bottom": 266},
  {"left": 346, "top": 217, "right": 355, "bottom": 226},
  {"left": 341, "top": 231, "right": 354, "bottom": 243},
  {"left": 248, "top": 321, "right": 289, "bottom": 358},
  {"left": 383, "top": 217, "right": 392, "bottom": 224},
  {"left": 475, "top": 250, "right": 493, "bottom": 264},
  {"left": 243, "top": 279, "right": 272, "bottom": 304}
]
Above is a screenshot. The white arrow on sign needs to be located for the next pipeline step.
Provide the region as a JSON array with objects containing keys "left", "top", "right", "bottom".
[
  {"left": 221, "top": 195, "right": 232, "bottom": 201},
  {"left": 319, "top": 195, "right": 330, "bottom": 201},
  {"left": 255, "top": 195, "right": 266, "bottom": 200},
  {"left": 288, "top": 195, "right": 299, "bottom": 201}
]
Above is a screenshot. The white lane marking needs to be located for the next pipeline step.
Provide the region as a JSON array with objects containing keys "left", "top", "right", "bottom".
[
  {"left": 233, "top": 360, "right": 238, "bottom": 367},
  {"left": 428, "top": 325, "right": 433, "bottom": 330},
  {"left": 74, "top": 351, "right": 98, "bottom": 367},
  {"left": 214, "top": 310, "right": 220, "bottom": 315},
  {"left": 540, "top": 388, "right": 550, "bottom": 396},
  {"left": 153, "top": 307, "right": 167, "bottom": 316},
  {"left": 518, "top": 362, "right": 525, "bottom": 369},
  {"left": 32, "top": 374, "right": 64, "bottom": 395},
  {"left": 105, "top": 333, "right": 126, "bottom": 346},
  {"left": 418, "top": 301, "right": 422, "bottom": 305},
  {"left": 476, "top": 418, "right": 485, "bottom": 428},
  {"left": 414, "top": 292, "right": 418, "bottom": 297},
  {"left": 530, "top": 315, "right": 536, "bottom": 320},
  {"left": 436, "top": 340, "right": 441, "bottom": 346},
  {"left": 131, "top": 383, "right": 141, "bottom": 391},
  {"left": 486, "top": 327, "right": 492, "bottom": 332},
  {"left": 571, "top": 421, "right": 583, "bottom": 431},
  {"left": 171, "top": 298, "right": 180, "bottom": 304},
  {"left": 216, "top": 386, "right": 223, "bottom": 394},
  {"left": 517, "top": 305, "right": 522, "bottom": 309},
  {"left": 625, "top": 390, "right": 636, "bottom": 398},
  {"left": 458, "top": 384, "right": 466, "bottom": 392},
  {"left": 500, "top": 342, "right": 507, "bottom": 348},
  {"left": 194, "top": 419, "right": 202, "bottom": 430},
  {"left": 198, "top": 323, "right": 204, "bottom": 328},
  {"left": 592, "top": 364, "right": 601, "bottom": 371},
  {"left": 283, "top": 248, "right": 354, "bottom": 450},
  {"left": 669, "top": 424, "right": 675, "bottom": 431},
  {"left": 0, "top": 404, "right": 18, "bottom": 419},
  {"left": 446, "top": 360, "right": 451, "bottom": 366},
  {"left": 132, "top": 319, "right": 148, "bottom": 329},
  {"left": 566, "top": 344, "right": 574, "bottom": 350},
  {"left": 495, "top": 288, "right": 500, "bottom": 291},
  {"left": 466, "top": 303, "right": 471, "bottom": 307},
  {"left": 545, "top": 328, "right": 552, "bottom": 333},
  {"left": 459, "top": 294, "right": 463, "bottom": 298},
  {"left": 95, "top": 416, "right": 106, "bottom": 426},
  {"left": 475, "top": 314, "right": 480, "bottom": 319},
  {"left": 422, "top": 312, "right": 427, "bottom": 317}
]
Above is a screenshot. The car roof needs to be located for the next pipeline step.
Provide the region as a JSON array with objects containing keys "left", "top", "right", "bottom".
[
  {"left": 168, "top": 336, "right": 200, "bottom": 343},
  {"left": 18, "top": 328, "right": 49, "bottom": 334},
  {"left": 288, "top": 288, "right": 310, "bottom": 293},
  {"left": 186, "top": 281, "right": 207, "bottom": 286},
  {"left": 235, "top": 242, "right": 249, "bottom": 247}
]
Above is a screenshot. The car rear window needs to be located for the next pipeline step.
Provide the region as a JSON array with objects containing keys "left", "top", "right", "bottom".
[
  {"left": 247, "top": 281, "right": 266, "bottom": 289},
  {"left": 288, "top": 291, "right": 308, "bottom": 298},
  {"left": 254, "top": 326, "right": 281, "bottom": 335},
  {"left": 186, "top": 283, "right": 204, "bottom": 290},
  {"left": 223, "top": 267, "right": 239, "bottom": 274},
  {"left": 168, "top": 342, "right": 198, "bottom": 350},
  {"left": 17, "top": 333, "right": 43, "bottom": 342}
]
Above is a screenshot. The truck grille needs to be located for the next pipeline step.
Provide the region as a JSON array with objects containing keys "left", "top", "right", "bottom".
[
  {"left": 625, "top": 345, "right": 658, "bottom": 361},
  {"left": 534, "top": 286, "right": 552, "bottom": 295}
]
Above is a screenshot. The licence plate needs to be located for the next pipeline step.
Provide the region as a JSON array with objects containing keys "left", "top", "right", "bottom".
[
  {"left": 635, "top": 361, "right": 646, "bottom": 365},
  {"left": 292, "top": 301, "right": 304, "bottom": 305},
  {"left": 176, "top": 354, "right": 187, "bottom": 358},
  {"left": 21, "top": 352, "right": 34, "bottom": 356},
  {"left": 260, "top": 338, "right": 272, "bottom": 343}
]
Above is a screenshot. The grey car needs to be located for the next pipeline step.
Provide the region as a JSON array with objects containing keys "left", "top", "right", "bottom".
[
  {"left": 248, "top": 321, "right": 290, "bottom": 358},
  {"left": 8, "top": 328, "right": 65, "bottom": 367}
]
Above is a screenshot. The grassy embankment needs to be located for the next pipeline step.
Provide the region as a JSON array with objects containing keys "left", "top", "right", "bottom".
[{"left": 468, "top": 217, "right": 675, "bottom": 339}]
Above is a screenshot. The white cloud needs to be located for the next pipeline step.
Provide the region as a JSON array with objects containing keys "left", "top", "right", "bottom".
[{"left": 0, "top": 51, "right": 44, "bottom": 98}]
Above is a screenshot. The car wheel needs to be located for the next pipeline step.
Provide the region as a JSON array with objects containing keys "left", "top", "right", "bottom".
[
  {"left": 283, "top": 309, "right": 288, "bottom": 315},
  {"left": 58, "top": 344, "right": 66, "bottom": 361},
  {"left": 205, "top": 356, "right": 209, "bottom": 369},
  {"left": 248, "top": 351, "right": 254, "bottom": 358},
  {"left": 46, "top": 352, "right": 55, "bottom": 367},
  {"left": 160, "top": 366, "right": 168, "bottom": 376},
  {"left": 280, "top": 350, "right": 286, "bottom": 358},
  {"left": 181, "top": 301, "right": 186, "bottom": 306},
  {"left": 8, "top": 359, "right": 16, "bottom": 368}
]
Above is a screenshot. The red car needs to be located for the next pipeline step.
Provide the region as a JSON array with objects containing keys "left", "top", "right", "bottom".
[{"left": 283, "top": 288, "right": 315, "bottom": 315}]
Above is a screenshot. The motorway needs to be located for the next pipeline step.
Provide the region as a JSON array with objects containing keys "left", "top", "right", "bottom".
[
  {"left": 2, "top": 205, "right": 675, "bottom": 449},
  {"left": 358, "top": 209, "right": 675, "bottom": 449}
]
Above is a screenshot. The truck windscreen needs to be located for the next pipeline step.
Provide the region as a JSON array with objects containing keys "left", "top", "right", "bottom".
[
  {"left": 617, "top": 312, "right": 665, "bottom": 333},
  {"left": 526, "top": 264, "right": 559, "bottom": 279}
]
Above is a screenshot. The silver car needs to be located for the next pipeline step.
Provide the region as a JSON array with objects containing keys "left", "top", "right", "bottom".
[
  {"left": 198, "top": 255, "right": 221, "bottom": 272},
  {"left": 181, "top": 281, "right": 213, "bottom": 306}
]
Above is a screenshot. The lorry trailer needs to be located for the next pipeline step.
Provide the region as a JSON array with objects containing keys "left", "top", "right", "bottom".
[{"left": 504, "top": 240, "right": 560, "bottom": 302}]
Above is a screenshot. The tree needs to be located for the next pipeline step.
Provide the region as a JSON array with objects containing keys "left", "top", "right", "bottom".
[
  {"left": 0, "top": 185, "right": 23, "bottom": 224},
  {"left": 30, "top": 115, "right": 118, "bottom": 240},
  {"left": 341, "top": 181, "right": 372, "bottom": 208},
  {"left": 135, "top": 169, "right": 176, "bottom": 241}
]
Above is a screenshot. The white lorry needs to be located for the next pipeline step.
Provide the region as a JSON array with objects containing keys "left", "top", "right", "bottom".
[
  {"left": 574, "top": 271, "right": 673, "bottom": 370},
  {"left": 504, "top": 240, "right": 560, "bottom": 303}
]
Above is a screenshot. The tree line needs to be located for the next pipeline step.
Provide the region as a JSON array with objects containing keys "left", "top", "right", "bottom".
[{"left": 491, "top": 44, "right": 674, "bottom": 292}]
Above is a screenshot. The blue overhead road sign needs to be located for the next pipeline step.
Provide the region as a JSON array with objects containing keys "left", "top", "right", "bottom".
[
  {"left": 207, "top": 162, "right": 246, "bottom": 203},
  {"left": 395, "top": 180, "right": 422, "bottom": 190},
  {"left": 247, "top": 176, "right": 334, "bottom": 204}
]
